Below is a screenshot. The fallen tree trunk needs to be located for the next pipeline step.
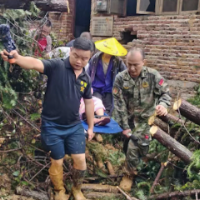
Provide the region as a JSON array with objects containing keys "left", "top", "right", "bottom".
[
  {"left": 150, "top": 126, "right": 193, "bottom": 163},
  {"left": 158, "top": 113, "right": 184, "bottom": 124},
  {"left": 149, "top": 189, "right": 200, "bottom": 199},
  {"left": 148, "top": 117, "right": 170, "bottom": 133},
  {"left": 16, "top": 187, "right": 48, "bottom": 200},
  {"left": 148, "top": 116, "right": 180, "bottom": 137},
  {"left": 82, "top": 184, "right": 119, "bottom": 193},
  {"left": 84, "top": 192, "right": 123, "bottom": 199},
  {"left": 0, "top": 0, "right": 68, "bottom": 12},
  {"left": 149, "top": 113, "right": 184, "bottom": 125},
  {"left": 173, "top": 98, "right": 200, "bottom": 126}
]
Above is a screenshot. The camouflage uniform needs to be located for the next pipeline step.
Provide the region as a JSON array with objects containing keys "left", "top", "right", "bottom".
[{"left": 113, "top": 67, "right": 171, "bottom": 173}]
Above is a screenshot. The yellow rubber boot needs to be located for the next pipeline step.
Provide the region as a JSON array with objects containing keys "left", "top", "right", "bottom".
[
  {"left": 119, "top": 175, "right": 133, "bottom": 192},
  {"left": 49, "top": 164, "right": 69, "bottom": 200},
  {"left": 71, "top": 168, "right": 86, "bottom": 200}
]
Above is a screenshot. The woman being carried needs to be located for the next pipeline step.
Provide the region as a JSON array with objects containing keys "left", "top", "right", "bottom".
[{"left": 80, "top": 94, "right": 110, "bottom": 126}]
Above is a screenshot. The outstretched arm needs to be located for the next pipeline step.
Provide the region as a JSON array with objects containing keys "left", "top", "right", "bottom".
[{"left": 1, "top": 50, "right": 44, "bottom": 73}]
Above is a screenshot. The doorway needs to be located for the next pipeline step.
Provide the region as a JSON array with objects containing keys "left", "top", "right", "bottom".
[{"left": 74, "top": 0, "right": 91, "bottom": 38}]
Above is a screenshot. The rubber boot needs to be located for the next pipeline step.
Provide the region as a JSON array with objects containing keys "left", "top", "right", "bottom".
[
  {"left": 71, "top": 168, "right": 86, "bottom": 200},
  {"left": 49, "top": 164, "right": 69, "bottom": 200},
  {"left": 119, "top": 175, "right": 133, "bottom": 192}
]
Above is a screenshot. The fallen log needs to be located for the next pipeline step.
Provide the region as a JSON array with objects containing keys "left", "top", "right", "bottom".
[
  {"left": 82, "top": 184, "right": 119, "bottom": 193},
  {"left": 149, "top": 189, "right": 200, "bottom": 199},
  {"left": 158, "top": 113, "right": 184, "bottom": 124},
  {"left": 0, "top": 0, "right": 68, "bottom": 12},
  {"left": 149, "top": 113, "right": 184, "bottom": 126},
  {"left": 173, "top": 98, "right": 200, "bottom": 126},
  {"left": 84, "top": 192, "right": 123, "bottom": 199},
  {"left": 148, "top": 116, "right": 180, "bottom": 137},
  {"left": 85, "top": 174, "right": 123, "bottom": 181},
  {"left": 150, "top": 126, "right": 193, "bottom": 164},
  {"left": 16, "top": 187, "right": 48, "bottom": 200},
  {"left": 148, "top": 117, "right": 170, "bottom": 133}
]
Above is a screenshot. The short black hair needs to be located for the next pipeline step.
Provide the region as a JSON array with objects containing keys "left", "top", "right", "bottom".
[
  {"left": 73, "top": 37, "right": 95, "bottom": 52},
  {"left": 40, "top": 18, "right": 52, "bottom": 28},
  {"left": 45, "top": 19, "right": 52, "bottom": 27},
  {"left": 80, "top": 32, "right": 92, "bottom": 40}
]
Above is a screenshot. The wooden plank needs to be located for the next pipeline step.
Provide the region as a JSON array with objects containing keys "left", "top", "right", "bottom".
[
  {"left": 155, "top": 0, "right": 161, "bottom": 14},
  {"left": 0, "top": 0, "right": 68, "bottom": 12},
  {"left": 137, "top": 0, "right": 156, "bottom": 14}
]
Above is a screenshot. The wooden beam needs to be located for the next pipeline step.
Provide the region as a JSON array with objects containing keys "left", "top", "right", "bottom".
[{"left": 0, "top": 0, "right": 68, "bottom": 12}]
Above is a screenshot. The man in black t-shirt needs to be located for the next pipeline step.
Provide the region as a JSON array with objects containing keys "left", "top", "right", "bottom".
[{"left": 1, "top": 38, "right": 95, "bottom": 200}]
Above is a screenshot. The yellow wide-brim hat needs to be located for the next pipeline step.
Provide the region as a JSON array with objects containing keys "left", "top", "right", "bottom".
[{"left": 95, "top": 37, "right": 127, "bottom": 57}]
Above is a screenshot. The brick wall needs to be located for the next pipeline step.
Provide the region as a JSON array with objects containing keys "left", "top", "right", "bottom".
[
  {"left": 49, "top": 0, "right": 75, "bottom": 42},
  {"left": 91, "top": 1, "right": 200, "bottom": 99}
]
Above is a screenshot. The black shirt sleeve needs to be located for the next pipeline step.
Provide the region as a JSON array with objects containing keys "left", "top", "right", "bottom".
[
  {"left": 83, "top": 81, "right": 92, "bottom": 99},
  {"left": 42, "top": 59, "right": 59, "bottom": 76}
]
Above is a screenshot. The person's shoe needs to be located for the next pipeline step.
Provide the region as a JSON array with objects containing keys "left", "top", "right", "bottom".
[
  {"left": 71, "top": 186, "right": 86, "bottom": 200},
  {"left": 49, "top": 164, "right": 69, "bottom": 200},
  {"left": 94, "top": 116, "right": 110, "bottom": 126},
  {"left": 54, "top": 191, "right": 69, "bottom": 200},
  {"left": 119, "top": 175, "right": 133, "bottom": 192}
]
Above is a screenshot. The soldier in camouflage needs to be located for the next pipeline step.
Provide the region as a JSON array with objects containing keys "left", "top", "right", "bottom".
[{"left": 113, "top": 48, "right": 171, "bottom": 192}]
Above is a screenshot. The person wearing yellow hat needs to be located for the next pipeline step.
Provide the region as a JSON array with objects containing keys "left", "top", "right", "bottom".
[{"left": 87, "top": 37, "right": 127, "bottom": 115}]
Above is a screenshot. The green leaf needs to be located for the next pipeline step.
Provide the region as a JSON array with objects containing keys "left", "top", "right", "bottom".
[
  {"left": 30, "top": 113, "right": 41, "bottom": 121},
  {"left": 13, "top": 170, "right": 20, "bottom": 177},
  {"left": 31, "top": 139, "right": 36, "bottom": 144}
]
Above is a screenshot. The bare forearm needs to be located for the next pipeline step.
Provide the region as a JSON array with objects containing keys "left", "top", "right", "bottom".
[
  {"left": 16, "top": 55, "right": 44, "bottom": 73},
  {"left": 85, "top": 100, "right": 94, "bottom": 130}
]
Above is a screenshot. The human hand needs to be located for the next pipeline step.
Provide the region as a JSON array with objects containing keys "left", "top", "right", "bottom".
[
  {"left": 122, "top": 129, "right": 132, "bottom": 138},
  {"left": 0, "top": 49, "right": 19, "bottom": 63},
  {"left": 156, "top": 105, "right": 168, "bottom": 116},
  {"left": 87, "top": 128, "right": 95, "bottom": 141}
]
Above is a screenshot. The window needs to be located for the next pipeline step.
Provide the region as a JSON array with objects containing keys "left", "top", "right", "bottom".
[
  {"left": 96, "top": 0, "right": 200, "bottom": 16},
  {"left": 180, "top": 0, "right": 200, "bottom": 14},
  {"left": 108, "top": 0, "right": 127, "bottom": 16},
  {"left": 157, "top": 0, "right": 180, "bottom": 15},
  {"left": 137, "top": 0, "right": 156, "bottom": 14}
]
